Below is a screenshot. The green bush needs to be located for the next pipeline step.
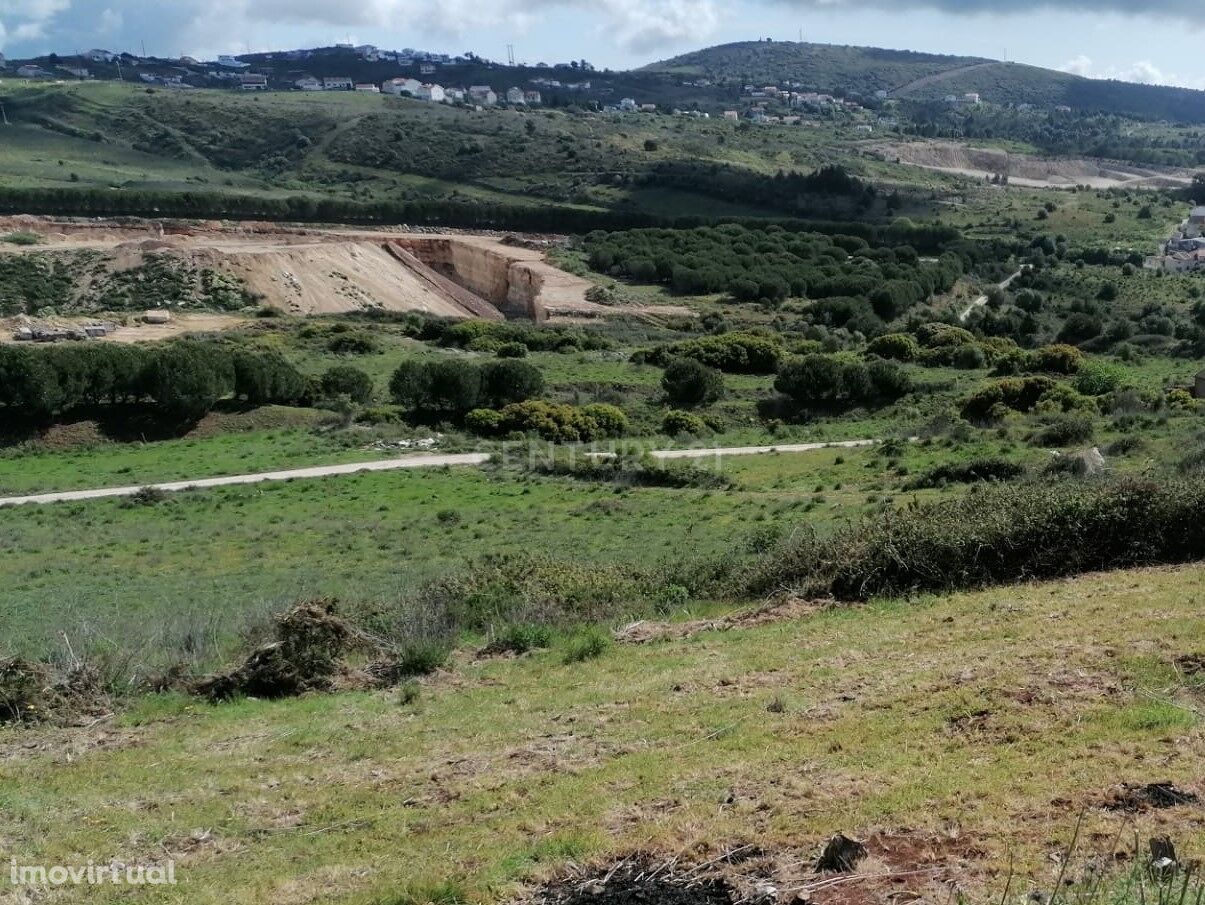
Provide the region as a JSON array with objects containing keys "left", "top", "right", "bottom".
[
  {"left": 962, "top": 376, "right": 1056, "bottom": 421},
  {"left": 866, "top": 333, "right": 920, "bottom": 362},
  {"left": 905, "top": 458, "right": 1025, "bottom": 489},
  {"left": 563, "top": 629, "right": 610, "bottom": 664},
  {"left": 663, "top": 409, "right": 708, "bottom": 436},
  {"left": 1032, "top": 413, "right": 1095, "bottom": 447},
  {"left": 327, "top": 333, "right": 379, "bottom": 355},
  {"left": 467, "top": 400, "right": 627, "bottom": 441},
  {"left": 480, "top": 624, "right": 552, "bottom": 656},
  {"left": 746, "top": 477, "right": 1205, "bottom": 601},
  {"left": 661, "top": 358, "right": 725, "bottom": 408},
  {"left": 644, "top": 332, "right": 783, "bottom": 374},
  {"left": 495, "top": 342, "right": 528, "bottom": 358},
  {"left": 1074, "top": 360, "right": 1129, "bottom": 396},
  {"left": 319, "top": 365, "right": 374, "bottom": 404},
  {"left": 1030, "top": 344, "right": 1085, "bottom": 375}
]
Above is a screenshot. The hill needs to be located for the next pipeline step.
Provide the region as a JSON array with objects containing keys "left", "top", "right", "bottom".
[
  {"left": 645, "top": 40, "right": 987, "bottom": 93},
  {"left": 646, "top": 40, "right": 1205, "bottom": 123}
]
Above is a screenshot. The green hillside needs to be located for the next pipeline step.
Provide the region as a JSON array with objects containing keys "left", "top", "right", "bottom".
[
  {"left": 644, "top": 40, "right": 985, "bottom": 93},
  {"left": 647, "top": 40, "right": 1205, "bottom": 123}
]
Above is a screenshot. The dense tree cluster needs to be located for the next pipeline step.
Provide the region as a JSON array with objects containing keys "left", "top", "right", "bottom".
[
  {"left": 586, "top": 224, "right": 964, "bottom": 332},
  {"left": 389, "top": 358, "right": 544, "bottom": 416},
  {"left": 775, "top": 354, "right": 913, "bottom": 410},
  {"left": 0, "top": 342, "right": 306, "bottom": 419}
]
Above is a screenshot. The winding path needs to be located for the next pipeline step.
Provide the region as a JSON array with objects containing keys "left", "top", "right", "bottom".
[
  {"left": 959, "top": 267, "right": 1027, "bottom": 323},
  {"left": 0, "top": 440, "right": 887, "bottom": 508}
]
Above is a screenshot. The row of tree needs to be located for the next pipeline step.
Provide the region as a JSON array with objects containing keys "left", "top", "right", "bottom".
[{"left": 0, "top": 342, "right": 306, "bottom": 419}]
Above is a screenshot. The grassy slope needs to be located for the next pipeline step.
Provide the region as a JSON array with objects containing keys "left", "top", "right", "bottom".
[{"left": 4, "top": 564, "right": 1203, "bottom": 904}]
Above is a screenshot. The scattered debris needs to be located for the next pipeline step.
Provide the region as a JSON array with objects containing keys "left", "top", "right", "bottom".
[
  {"left": 1149, "top": 837, "right": 1178, "bottom": 878},
  {"left": 193, "top": 599, "right": 351, "bottom": 701},
  {"left": 533, "top": 859, "right": 735, "bottom": 905},
  {"left": 1174, "top": 654, "right": 1205, "bottom": 677},
  {"left": 1103, "top": 782, "right": 1199, "bottom": 812},
  {"left": 815, "top": 834, "right": 868, "bottom": 873},
  {"left": 0, "top": 657, "right": 108, "bottom": 726},
  {"left": 367, "top": 436, "right": 442, "bottom": 452},
  {"left": 614, "top": 599, "right": 823, "bottom": 644}
]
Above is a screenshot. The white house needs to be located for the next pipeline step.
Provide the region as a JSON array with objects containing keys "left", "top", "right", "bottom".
[
  {"left": 216, "top": 55, "right": 250, "bottom": 69},
  {"left": 468, "top": 85, "right": 496, "bottom": 105},
  {"left": 238, "top": 73, "right": 268, "bottom": 90},
  {"left": 416, "top": 83, "right": 445, "bottom": 102},
  {"left": 16, "top": 65, "right": 49, "bottom": 79},
  {"left": 524, "top": 90, "right": 542, "bottom": 105},
  {"left": 963, "top": 92, "right": 981, "bottom": 105},
  {"left": 382, "top": 77, "right": 422, "bottom": 96},
  {"left": 419, "top": 62, "right": 436, "bottom": 75},
  {"left": 618, "top": 97, "right": 638, "bottom": 112},
  {"left": 85, "top": 49, "right": 115, "bottom": 63},
  {"left": 323, "top": 76, "right": 353, "bottom": 90},
  {"left": 444, "top": 87, "right": 466, "bottom": 103},
  {"left": 295, "top": 76, "right": 322, "bottom": 91},
  {"left": 506, "top": 86, "right": 526, "bottom": 104},
  {"left": 354, "top": 83, "right": 380, "bottom": 92}
]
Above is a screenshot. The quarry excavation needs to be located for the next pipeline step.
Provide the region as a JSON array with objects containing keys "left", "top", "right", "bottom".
[{"left": 0, "top": 217, "right": 608, "bottom": 322}]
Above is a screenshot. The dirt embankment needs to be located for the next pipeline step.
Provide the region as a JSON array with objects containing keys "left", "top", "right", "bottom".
[
  {"left": 877, "top": 141, "right": 1195, "bottom": 189},
  {"left": 0, "top": 217, "right": 608, "bottom": 322}
]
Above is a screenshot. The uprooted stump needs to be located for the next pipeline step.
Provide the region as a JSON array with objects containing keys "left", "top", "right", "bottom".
[
  {"left": 533, "top": 860, "right": 735, "bottom": 905},
  {"left": 1104, "top": 782, "right": 1199, "bottom": 812},
  {"left": 194, "top": 599, "right": 350, "bottom": 701},
  {"left": 815, "top": 834, "right": 868, "bottom": 873}
]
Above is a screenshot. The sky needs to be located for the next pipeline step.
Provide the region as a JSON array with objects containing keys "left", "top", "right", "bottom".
[{"left": 1, "top": 0, "right": 1203, "bottom": 90}]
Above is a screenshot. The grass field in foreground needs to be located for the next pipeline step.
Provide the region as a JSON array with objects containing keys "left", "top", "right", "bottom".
[{"left": 3, "top": 564, "right": 1203, "bottom": 904}]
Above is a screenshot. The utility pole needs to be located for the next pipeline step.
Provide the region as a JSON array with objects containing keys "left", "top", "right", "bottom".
[{"left": 507, "top": 44, "right": 515, "bottom": 66}]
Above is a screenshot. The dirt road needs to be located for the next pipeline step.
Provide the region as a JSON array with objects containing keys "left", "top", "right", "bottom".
[
  {"left": 0, "top": 440, "right": 886, "bottom": 507},
  {"left": 959, "top": 268, "right": 1026, "bottom": 322}
]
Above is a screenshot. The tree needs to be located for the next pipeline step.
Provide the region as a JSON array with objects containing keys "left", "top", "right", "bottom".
[
  {"left": 661, "top": 358, "right": 725, "bottom": 408},
  {"left": 320, "top": 365, "right": 374, "bottom": 404},
  {"left": 145, "top": 343, "right": 234, "bottom": 418},
  {"left": 480, "top": 359, "right": 544, "bottom": 407}
]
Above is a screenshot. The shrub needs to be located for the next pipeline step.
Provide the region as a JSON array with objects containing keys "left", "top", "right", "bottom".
[
  {"left": 563, "top": 629, "right": 610, "bottom": 664},
  {"left": 906, "top": 458, "right": 1025, "bottom": 489},
  {"left": 327, "top": 333, "right": 379, "bottom": 355},
  {"left": 661, "top": 358, "right": 725, "bottom": 408},
  {"left": 644, "top": 332, "right": 783, "bottom": 374},
  {"left": 916, "top": 323, "right": 975, "bottom": 349},
  {"left": 1032, "top": 413, "right": 1095, "bottom": 447},
  {"left": 961, "top": 376, "right": 1056, "bottom": 421},
  {"left": 1030, "top": 344, "right": 1084, "bottom": 375},
  {"left": 393, "top": 642, "right": 450, "bottom": 677},
  {"left": 866, "top": 333, "right": 920, "bottom": 362},
  {"left": 319, "top": 365, "right": 374, "bottom": 404},
  {"left": 467, "top": 401, "right": 626, "bottom": 441},
  {"left": 663, "top": 409, "right": 708, "bottom": 436},
  {"left": 495, "top": 342, "right": 528, "bottom": 358},
  {"left": 480, "top": 624, "right": 552, "bottom": 656},
  {"left": 746, "top": 477, "right": 1205, "bottom": 601},
  {"left": 1074, "top": 360, "right": 1128, "bottom": 396}
]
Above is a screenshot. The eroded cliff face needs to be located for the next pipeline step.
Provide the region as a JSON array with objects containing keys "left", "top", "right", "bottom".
[{"left": 392, "top": 236, "right": 567, "bottom": 321}]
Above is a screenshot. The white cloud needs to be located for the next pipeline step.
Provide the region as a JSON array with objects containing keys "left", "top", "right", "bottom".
[
  {"left": 1059, "top": 54, "right": 1093, "bottom": 77},
  {"left": 598, "top": 0, "right": 720, "bottom": 52},
  {"left": 1059, "top": 53, "right": 1203, "bottom": 89}
]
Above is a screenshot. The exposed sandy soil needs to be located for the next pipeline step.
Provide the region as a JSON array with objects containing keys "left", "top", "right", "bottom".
[
  {"left": 0, "top": 312, "right": 248, "bottom": 345},
  {"left": 0, "top": 216, "right": 622, "bottom": 322},
  {"left": 876, "top": 141, "right": 1195, "bottom": 189}
]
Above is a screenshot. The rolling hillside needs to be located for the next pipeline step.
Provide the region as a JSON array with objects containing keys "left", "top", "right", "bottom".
[{"left": 646, "top": 40, "right": 1205, "bottom": 123}]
